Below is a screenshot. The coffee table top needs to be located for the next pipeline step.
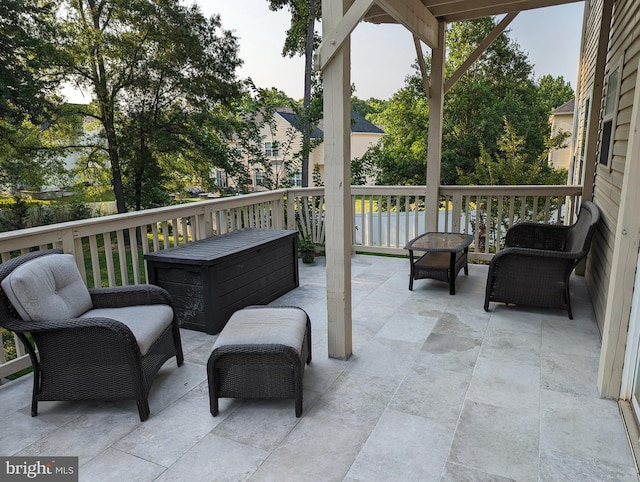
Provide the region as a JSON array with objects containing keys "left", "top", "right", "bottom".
[{"left": 405, "top": 232, "right": 474, "bottom": 253}]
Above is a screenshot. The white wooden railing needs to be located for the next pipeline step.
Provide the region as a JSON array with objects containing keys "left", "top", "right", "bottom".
[
  {"left": 0, "top": 184, "right": 582, "bottom": 379},
  {"left": 290, "top": 184, "right": 582, "bottom": 261}
]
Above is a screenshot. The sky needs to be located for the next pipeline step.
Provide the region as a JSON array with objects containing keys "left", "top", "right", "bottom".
[
  {"left": 63, "top": 1, "right": 585, "bottom": 103},
  {"left": 201, "top": 0, "right": 585, "bottom": 101}
]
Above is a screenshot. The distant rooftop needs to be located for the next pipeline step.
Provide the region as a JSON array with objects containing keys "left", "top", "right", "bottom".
[
  {"left": 551, "top": 98, "right": 575, "bottom": 115},
  {"left": 277, "top": 109, "right": 384, "bottom": 138}
]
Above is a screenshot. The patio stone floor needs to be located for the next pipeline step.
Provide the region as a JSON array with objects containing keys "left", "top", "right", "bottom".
[{"left": 1, "top": 254, "right": 638, "bottom": 481}]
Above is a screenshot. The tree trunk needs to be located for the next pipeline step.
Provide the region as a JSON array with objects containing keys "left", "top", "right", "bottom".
[
  {"left": 102, "top": 105, "right": 127, "bottom": 214},
  {"left": 301, "top": 0, "right": 316, "bottom": 187}
]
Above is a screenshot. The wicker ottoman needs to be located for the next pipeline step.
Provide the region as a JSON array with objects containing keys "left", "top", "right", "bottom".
[{"left": 207, "top": 305, "right": 312, "bottom": 417}]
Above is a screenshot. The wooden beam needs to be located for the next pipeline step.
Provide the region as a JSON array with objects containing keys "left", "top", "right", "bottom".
[
  {"left": 444, "top": 12, "right": 518, "bottom": 94},
  {"left": 413, "top": 35, "right": 431, "bottom": 98},
  {"left": 363, "top": 0, "right": 581, "bottom": 23},
  {"left": 597, "top": 61, "right": 640, "bottom": 399},
  {"left": 425, "top": 21, "right": 447, "bottom": 232},
  {"left": 316, "top": 0, "right": 375, "bottom": 71},
  {"left": 434, "top": 0, "right": 581, "bottom": 22},
  {"left": 322, "top": 0, "right": 353, "bottom": 360},
  {"left": 375, "top": 0, "right": 439, "bottom": 49}
]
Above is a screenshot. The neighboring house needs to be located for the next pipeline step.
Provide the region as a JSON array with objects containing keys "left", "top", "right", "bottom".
[
  {"left": 311, "top": 110, "right": 385, "bottom": 185},
  {"left": 548, "top": 98, "right": 574, "bottom": 170},
  {"left": 225, "top": 108, "right": 384, "bottom": 191}
]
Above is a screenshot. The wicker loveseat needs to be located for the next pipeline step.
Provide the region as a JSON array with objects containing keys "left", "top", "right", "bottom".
[
  {"left": 0, "top": 249, "right": 183, "bottom": 421},
  {"left": 484, "top": 201, "right": 600, "bottom": 319}
]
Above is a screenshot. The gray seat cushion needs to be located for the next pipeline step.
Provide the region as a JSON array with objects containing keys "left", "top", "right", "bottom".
[
  {"left": 213, "top": 307, "right": 307, "bottom": 355},
  {"left": 1, "top": 253, "right": 93, "bottom": 321},
  {"left": 80, "top": 305, "right": 174, "bottom": 355}
]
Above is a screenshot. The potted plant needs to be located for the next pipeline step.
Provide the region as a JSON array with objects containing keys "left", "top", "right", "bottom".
[{"left": 298, "top": 237, "right": 316, "bottom": 263}]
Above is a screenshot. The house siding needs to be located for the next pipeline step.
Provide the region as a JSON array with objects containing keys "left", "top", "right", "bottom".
[
  {"left": 580, "top": 0, "right": 640, "bottom": 398},
  {"left": 578, "top": 0, "right": 611, "bottom": 328},
  {"left": 588, "top": 0, "right": 640, "bottom": 334}
]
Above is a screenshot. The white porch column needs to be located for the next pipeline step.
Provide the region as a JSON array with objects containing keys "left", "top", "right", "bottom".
[
  {"left": 425, "top": 21, "right": 446, "bottom": 232},
  {"left": 322, "top": 0, "right": 352, "bottom": 359}
]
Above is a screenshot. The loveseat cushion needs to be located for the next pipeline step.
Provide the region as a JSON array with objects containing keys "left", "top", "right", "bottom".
[
  {"left": 1, "top": 253, "right": 93, "bottom": 321},
  {"left": 80, "top": 305, "right": 173, "bottom": 355}
]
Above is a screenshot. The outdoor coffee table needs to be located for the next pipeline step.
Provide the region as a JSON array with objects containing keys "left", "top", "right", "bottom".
[{"left": 405, "top": 232, "right": 474, "bottom": 295}]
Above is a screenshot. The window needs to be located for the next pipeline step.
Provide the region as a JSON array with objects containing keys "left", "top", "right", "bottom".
[
  {"left": 254, "top": 168, "right": 265, "bottom": 186},
  {"left": 235, "top": 144, "right": 243, "bottom": 157},
  {"left": 214, "top": 170, "right": 227, "bottom": 188},
  {"left": 599, "top": 66, "right": 620, "bottom": 166},
  {"left": 290, "top": 171, "right": 302, "bottom": 187},
  {"left": 264, "top": 142, "right": 279, "bottom": 158}
]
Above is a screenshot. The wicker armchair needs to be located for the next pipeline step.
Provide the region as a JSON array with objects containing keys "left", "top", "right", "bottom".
[
  {"left": 0, "top": 249, "right": 183, "bottom": 421},
  {"left": 484, "top": 201, "right": 600, "bottom": 319}
]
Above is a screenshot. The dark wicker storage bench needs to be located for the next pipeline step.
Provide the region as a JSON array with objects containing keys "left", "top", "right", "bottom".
[
  {"left": 207, "top": 305, "right": 312, "bottom": 417},
  {"left": 144, "top": 228, "right": 299, "bottom": 334}
]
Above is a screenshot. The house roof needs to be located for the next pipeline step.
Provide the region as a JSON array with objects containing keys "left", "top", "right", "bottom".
[
  {"left": 277, "top": 109, "right": 384, "bottom": 138},
  {"left": 551, "top": 98, "right": 575, "bottom": 115},
  {"left": 276, "top": 109, "right": 324, "bottom": 138}
]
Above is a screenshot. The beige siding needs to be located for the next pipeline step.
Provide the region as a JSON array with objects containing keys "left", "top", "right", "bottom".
[
  {"left": 578, "top": 0, "right": 610, "bottom": 326},
  {"left": 237, "top": 112, "right": 382, "bottom": 188},
  {"left": 583, "top": 0, "right": 640, "bottom": 396},
  {"left": 548, "top": 113, "right": 573, "bottom": 170}
]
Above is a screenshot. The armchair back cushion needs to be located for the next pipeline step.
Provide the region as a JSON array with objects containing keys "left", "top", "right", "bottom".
[
  {"left": 564, "top": 203, "right": 597, "bottom": 255},
  {"left": 1, "top": 253, "right": 93, "bottom": 321}
]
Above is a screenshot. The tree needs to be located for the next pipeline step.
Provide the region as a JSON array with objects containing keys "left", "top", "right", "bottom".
[
  {"left": 458, "top": 117, "right": 568, "bottom": 186},
  {"left": 458, "top": 118, "right": 569, "bottom": 246},
  {"left": 369, "top": 18, "right": 574, "bottom": 187},
  {"left": 367, "top": 83, "right": 429, "bottom": 185},
  {"left": 0, "top": 0, "right": 59, "bottom": 132},
  {"left": 351, "top": 96, "right": 388, "bottom": 120},
  {"left": 537, "top": 74, "right": 575, "bottom": 113},
  {"left": 441, "top": 18, "right": 551, "bottom": 185},
  {"left": 0, "top": 0, "right": 70, "bottom": 192},
  {"left": 57, "top": 0, "right": 244, "bottom": 212},
  {"left": 267, "top": 0, "right": 322, "bottom": 187}
]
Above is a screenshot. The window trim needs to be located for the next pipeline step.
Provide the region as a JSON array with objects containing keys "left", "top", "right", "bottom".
[
  {"left": 598, "top": 63, "right": 622, "bottom": 169},
  {"left": 264, "top": 141, "right": 280, "bottom": 158},
  {"left": 254, "top": 168, "right": 265, "bottom": 187}
]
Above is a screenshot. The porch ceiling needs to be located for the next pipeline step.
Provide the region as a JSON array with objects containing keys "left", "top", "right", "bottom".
[{"left": 363, "top": 0, "right": 584, "bottom": 23}]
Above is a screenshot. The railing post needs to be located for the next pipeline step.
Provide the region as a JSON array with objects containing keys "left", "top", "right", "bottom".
[
  {"left": 273, "top": 195, "right": 285, "bottom": 229},
  {"left": 286, "top": 192, "right": 296, "bottom": 231}
]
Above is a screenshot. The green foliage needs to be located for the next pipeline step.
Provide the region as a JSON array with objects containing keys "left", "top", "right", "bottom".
[
  {"left": 537, "top": 74, "right": 575, "bottom": 113},
  {"left": 458, "top": 118, "right": 568, "bottom": 186},
  {"left": 367, "top": 85, "right": 429, "bottom": 185},
  {"left": 351, "top": 96, "right": 388, "bottom": 120},
  {"left": 268, "top": 1, "right": 322, "bottom": 58},
  {"left": 365, "top": 18, "right": 575, "bottom": 188},
  {"left": 234, "top": 85, "right": 322, "bottom": 190},
  {"left": 351, "top": 146, "right": 378, "bottom": 185},
  {"left": 0, "top": 1, "right": 74, "bottom": 194},
  {"left": 57, "top": 0, "right": 245, "bottom": 212},
  {"left": 0, "top": 0, "right": 60, "bottom": 130},
  {"left": 297, "top": 236, "right": 316, "bottom": 263},
  {"left": 312, "top": 165, "right": 324, "bottom": 187},
  {"left": 0, "top": 198, "right": 95, "bottom": 232},
  {"left": 267, "top": 0, "right": 322, "bottom": 187},
  {"left": 457, "top": 118, "right": 569, "bottom": 247}
]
